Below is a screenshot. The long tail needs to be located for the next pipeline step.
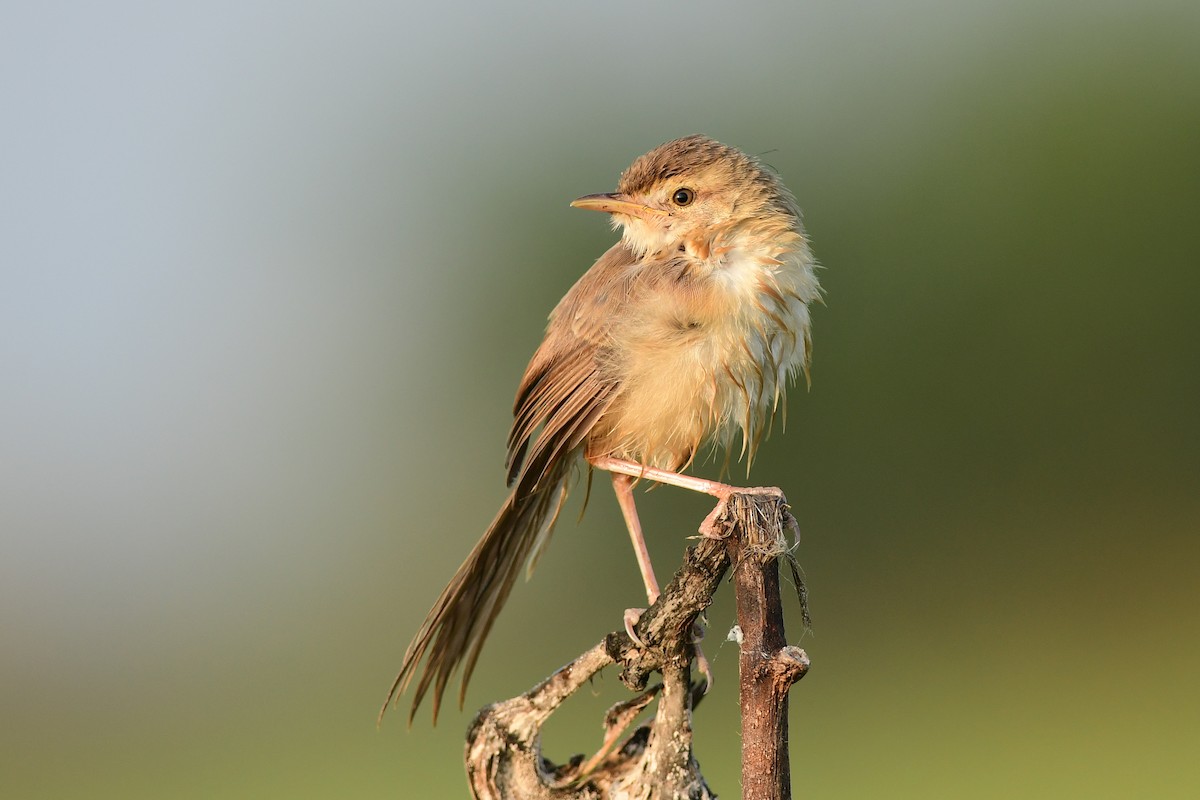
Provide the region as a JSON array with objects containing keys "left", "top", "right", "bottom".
[{"left": 381, "top": 458, "right": 572, "bottom": 724}]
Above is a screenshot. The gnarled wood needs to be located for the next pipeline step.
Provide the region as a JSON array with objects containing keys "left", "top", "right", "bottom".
[{"left": 462, "top": 491, "right": 809, "bottom": 800}]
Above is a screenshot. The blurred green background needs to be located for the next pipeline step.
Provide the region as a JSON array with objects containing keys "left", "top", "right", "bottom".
[{"left": 2, "top": 1, "right": 1198, "bottom": 797}]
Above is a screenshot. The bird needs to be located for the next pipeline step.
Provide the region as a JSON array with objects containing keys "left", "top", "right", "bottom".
[{"left": 383, "top": 134, "right": 821, "bottom": 723}]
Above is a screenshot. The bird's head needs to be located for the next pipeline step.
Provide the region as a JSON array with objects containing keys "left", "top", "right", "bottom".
[{"left": 570, "top": 134, "right": 800, "bottom": 261}]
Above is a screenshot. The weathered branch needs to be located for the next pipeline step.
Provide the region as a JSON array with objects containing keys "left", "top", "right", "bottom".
[
  {"left": 463, "top": 490, "right": 808, "bottom": 800},
  {"left": 720, "top": 492, "right": 810, "bottom": 800}
]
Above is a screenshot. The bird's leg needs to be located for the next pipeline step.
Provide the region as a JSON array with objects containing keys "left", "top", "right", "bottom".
[
  {"left": 590, "top": 455, "right": 783, "bottom": 538},
  {"left": 591, "top": 455, "right": 733, "bottom": 497},
  {"left": 611, "top": 473, "right": 660, "bottom": 603},
  {"left": 593, "top": 455, "right": 760, "bottom": 688},
  {"left": 611, "top": 473, "right": 658, "bottom": 646}
]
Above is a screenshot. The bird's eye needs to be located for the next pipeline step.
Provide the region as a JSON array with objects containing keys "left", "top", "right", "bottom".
[{"left": 672, "top": 188, "right": 695, "bottom": 206}]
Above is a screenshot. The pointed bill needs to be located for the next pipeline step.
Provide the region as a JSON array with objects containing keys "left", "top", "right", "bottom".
[{"left": 570, "top": 193, "right": 668, "bottom": 220}]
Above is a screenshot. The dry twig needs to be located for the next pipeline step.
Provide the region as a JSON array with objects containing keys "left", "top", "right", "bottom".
[{"left": 463, "top": 491, "right": 808, "bottom": 800}]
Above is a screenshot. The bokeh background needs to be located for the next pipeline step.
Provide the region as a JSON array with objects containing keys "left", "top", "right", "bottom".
[{"left": 3, "top": 1, "right": 1198, "bottom": 797}]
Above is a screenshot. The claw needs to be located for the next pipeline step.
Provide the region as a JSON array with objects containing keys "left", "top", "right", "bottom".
[
  {"left": 695, "top": 646, "right": 713, "bottom": 693},
  {"left": 698, "top": 496, "right": 731, "bottom": 538},
  {"left": 699, "top": 486, "right": 789, "bottom": 538},
  {"left": 624, "top": 607, "right": 647, "bottom": 647}
]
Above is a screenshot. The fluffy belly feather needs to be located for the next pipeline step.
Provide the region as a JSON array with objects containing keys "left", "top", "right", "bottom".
[{"left": 594, "top": 248, "right": 816, "bottom": 471}]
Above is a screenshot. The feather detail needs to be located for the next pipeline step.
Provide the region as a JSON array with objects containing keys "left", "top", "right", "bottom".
[{"left": 387, "top": 134, "right": 822, "bottom": 723}]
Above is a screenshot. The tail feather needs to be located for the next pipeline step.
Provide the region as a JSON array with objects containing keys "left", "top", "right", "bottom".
[{"left": 381, "top": 458, "right": 572, "bottom": 724}]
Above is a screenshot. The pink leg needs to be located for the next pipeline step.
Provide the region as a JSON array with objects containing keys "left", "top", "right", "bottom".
[
  {"left": 591, "top": 455, "right": 782, "bottom": 538},
  {"left": 590, "top": 455, "right": 733, "bottom": 497},
  {"left": 611, "top": 473, "right": 660, "bottom": 603},
  {"left": 599, "top": 458, "right": 725, "bottom": 679}
]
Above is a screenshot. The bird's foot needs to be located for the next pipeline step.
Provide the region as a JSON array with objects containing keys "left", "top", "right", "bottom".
[
  {"left": 624, "top": 607, "right": 647, "bottom": 647},
  {"left": 698, "top": 497, "right": 732, "bottom": 538},
  {"left": 692, "top": 618, "right": 713, "bottom": 692},
  {"left": 699, "top": 485, "right": 788, "bottom": 538},
  {"left": 626, "top": 609, "right": 713, "bottom": 690}
]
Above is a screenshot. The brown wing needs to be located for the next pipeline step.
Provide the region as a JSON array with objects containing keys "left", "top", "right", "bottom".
[
  {"left": 384, "top": 242, "right": 639, "bottom": 723},
  {"left": 505, "top": 241, "right": 640, "bottom": 488}
]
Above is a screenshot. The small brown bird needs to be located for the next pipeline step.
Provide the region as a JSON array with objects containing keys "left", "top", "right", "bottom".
[{"left": 385, "top": 134, "right": 820, "bottom": 722}]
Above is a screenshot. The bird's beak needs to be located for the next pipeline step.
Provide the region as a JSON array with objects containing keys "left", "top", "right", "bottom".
[{"left": 570, "top": 193, "right": 668, "bottom": 220}]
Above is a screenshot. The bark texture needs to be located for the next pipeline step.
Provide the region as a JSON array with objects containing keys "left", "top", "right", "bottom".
[{"left": 462, "top": 490, "right": 809, "bottom": 800}]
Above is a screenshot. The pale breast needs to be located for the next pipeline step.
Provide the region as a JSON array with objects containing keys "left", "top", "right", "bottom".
[{"left": 592, "top": 242, "right": 818, "bottom": 471}]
